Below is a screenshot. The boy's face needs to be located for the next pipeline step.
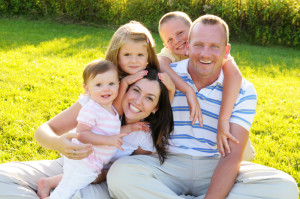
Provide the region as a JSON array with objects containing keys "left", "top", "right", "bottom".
[{"left": 160, "top": 18, "right": 190, "bottom": 56}]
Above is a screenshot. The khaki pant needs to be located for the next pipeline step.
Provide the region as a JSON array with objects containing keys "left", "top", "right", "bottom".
[
  {"left": 0, "top": 158, "right": 110, "bottom": 199},
  {"left": 108, "top": 154, "right": 298, "bottom": 199}
]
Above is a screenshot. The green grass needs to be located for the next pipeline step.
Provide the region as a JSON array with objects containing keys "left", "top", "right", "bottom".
[{"left": 0, "top": 17, "right": 299, "bottom": 194}]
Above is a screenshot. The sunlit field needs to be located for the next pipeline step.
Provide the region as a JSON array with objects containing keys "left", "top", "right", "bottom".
[{"left": 0, "top": 17, "right": 299, "bottom": 193}]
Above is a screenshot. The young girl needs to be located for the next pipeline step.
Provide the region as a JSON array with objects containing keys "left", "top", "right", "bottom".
[
  {"left": 105, "top": 21, "right": 175, "bottom": 115},
  {"left": 157, "top": 11, "right": 255, "bottom": 160},
  {"left": 37, "top": 21, "right": 175, "bottom": 199}
]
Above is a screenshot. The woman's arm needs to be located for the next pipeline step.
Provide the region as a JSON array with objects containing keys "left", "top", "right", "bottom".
[
  {"left": 34, "top": 101, "right": 93, "bottom": 159},
  {"left": 159, "top": 56, "right": 202, "bottom": 126},
  {"left": 217, "top": 58, "right": 242, "bottom": 156}
]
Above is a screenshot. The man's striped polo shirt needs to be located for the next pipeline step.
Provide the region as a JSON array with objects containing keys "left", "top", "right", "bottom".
[{"left": 168, "top": 59, "right": 257, "bottom": 157}]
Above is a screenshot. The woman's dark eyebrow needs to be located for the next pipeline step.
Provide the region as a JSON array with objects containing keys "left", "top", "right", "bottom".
[
  {"left": 134, "top": 85, "right": 141, "bottom": 91},
  {"left": 135, "top": 84, "right": 157, "bottom": 98}
]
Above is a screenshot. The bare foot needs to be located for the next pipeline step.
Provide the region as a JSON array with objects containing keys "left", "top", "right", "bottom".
[{"left": 37, "top": 178, "right": 51, "bottom": 199}]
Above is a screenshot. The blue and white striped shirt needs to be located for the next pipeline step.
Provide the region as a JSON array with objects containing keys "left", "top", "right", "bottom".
[{"left": 168, "top": 59, "right": 257, "bottom": 157}]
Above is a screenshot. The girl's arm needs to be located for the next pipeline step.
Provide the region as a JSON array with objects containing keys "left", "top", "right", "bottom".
[
  {"left": 113, "top": 71, "right": 147, "bottom": 115},
  {"left": 34, "top": 101, "right": 93, "bottom": 159},
  {"left": 158, "top": 56, "right": 203, "bottom": 126},
  {"left": 217, "top": 58, "right": 241, "bottom": 157},
  {"left": 120, "top": 122, "right": 150, "bottom": 134},
  {"left": 158, "top": 72, "right": 175, "bottom": 102}
]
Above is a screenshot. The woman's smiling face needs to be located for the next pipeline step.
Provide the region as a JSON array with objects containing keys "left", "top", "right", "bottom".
[{"left": 122, "top": 78, "right": 160, "bottom": 124}]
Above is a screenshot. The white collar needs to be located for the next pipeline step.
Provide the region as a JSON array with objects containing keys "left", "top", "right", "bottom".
[{"left": 173, "top": 58, "right": 224, "bottom": 86}]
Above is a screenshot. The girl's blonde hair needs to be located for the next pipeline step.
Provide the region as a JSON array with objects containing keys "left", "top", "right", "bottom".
[{"left": 105, "top": 21, "right": 160, "bottom": 79}]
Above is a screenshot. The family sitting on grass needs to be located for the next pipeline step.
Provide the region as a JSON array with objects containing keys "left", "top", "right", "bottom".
[{"left": 0, "top": 12, "right": 298, "bottom": 199}]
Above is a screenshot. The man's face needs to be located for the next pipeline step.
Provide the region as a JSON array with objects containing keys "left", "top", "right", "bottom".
[
  {"left": 188, "top": 22, "right": 230, "bottom": 79},
  {"left": 159, "top": 18, "right": 190, "bottom": 56}
]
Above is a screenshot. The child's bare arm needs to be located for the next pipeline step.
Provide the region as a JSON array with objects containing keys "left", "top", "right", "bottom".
[
  {"left": 113, "top": 71, "right": 147, "bottom": 115},
  {"left": 158, "top": 72, "right": 175, "bottom": 102},
  {"left": 217, "top": 58, "right": 242, "bottom": 157},
  {"left": 76, "top": 123, "right": 126, "bottom": 151},
  {"left": 158, "top": 56, "right": 203, "bottom": 126}
]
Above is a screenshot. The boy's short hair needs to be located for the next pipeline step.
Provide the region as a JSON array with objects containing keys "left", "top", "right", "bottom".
[
  {"left": 83, "top": 60, "right": 117, "bottom": 84},
  {"left": 190, "top": 14, "right": 229, "bottom": 45},
  {"left": 158, "top": 11, "right": 192, "bottom": 35}
]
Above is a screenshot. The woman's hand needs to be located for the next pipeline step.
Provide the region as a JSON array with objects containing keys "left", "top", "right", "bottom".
[{"left": 57, "top": 132, "right": 93, "bottom": 160}]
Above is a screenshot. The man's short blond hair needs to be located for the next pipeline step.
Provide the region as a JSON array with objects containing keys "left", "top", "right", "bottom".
[{"left": 189, "top": 14, "right": 229, "bottom": 45}]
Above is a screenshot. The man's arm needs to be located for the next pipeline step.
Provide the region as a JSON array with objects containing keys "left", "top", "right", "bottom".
[{"left": 205, "top": 123, "right": 249, "bottom": 199}]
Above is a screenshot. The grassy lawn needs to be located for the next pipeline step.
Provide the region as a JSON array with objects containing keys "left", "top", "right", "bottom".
[{"left": 0, "top": 17, "right": 299, "bottom": 193}]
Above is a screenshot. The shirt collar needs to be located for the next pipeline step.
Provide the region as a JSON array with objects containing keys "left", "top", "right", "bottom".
[{"left": 173, "top": 58, "right": 224, "bottom": 86}]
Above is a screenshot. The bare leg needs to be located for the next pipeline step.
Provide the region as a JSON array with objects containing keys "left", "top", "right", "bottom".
[{"left": 37, "top": 174, "right": 63, "bottom": 199}]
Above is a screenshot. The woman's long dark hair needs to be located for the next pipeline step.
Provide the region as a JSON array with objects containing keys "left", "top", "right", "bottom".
[{"left": 122, "top": 68, "right": 174, "bottom": 164}]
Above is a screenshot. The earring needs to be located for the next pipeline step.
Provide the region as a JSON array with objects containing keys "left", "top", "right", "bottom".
[{"left": 152, "top": 110, "right": 156, "bottom": 114}]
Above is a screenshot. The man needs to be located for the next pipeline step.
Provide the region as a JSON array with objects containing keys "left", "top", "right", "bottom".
[{"left": 107, "top": 15, "right": 298, "bottom": 199}]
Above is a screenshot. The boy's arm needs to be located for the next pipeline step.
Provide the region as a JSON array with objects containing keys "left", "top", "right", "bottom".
[
  {"left": 158, "top": 56, "right": 203, "bottom": 126},
  {"left": 76, "top": 123, "right": 126, "bottom": 151},
  {"left": 113, "top": 71, "right": 147, "bottom": 115},
  {"left": 217, "top": 58, "right": 242, "bottom": 156}
]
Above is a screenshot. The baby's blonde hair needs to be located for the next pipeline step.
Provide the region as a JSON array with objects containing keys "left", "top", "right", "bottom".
[{"left": 105, "top": 21, "right": 160, "bottom": 79}]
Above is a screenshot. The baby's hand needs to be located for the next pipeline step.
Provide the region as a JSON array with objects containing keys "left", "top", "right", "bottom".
[
  {"left": 122, "top": 70, "right": 148, "bottom": 86},
  {"left": 107, "top": 134, "right": 128, "bottom": 151},
  {"left": 186, "top": 89, "right": 203, "bottom": 126},
  {"left": 217, "top": 120, "right": 239, "bottom": 157}
]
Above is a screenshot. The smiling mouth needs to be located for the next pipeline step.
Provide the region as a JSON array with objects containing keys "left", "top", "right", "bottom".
[
  {"left": 101, "top": 94, "right": 111, "bottom": 98},
  {"left": 129, "top": 66, "right": 140, "bottom": 69},
  {"left": 176, "top": 42, "right": 186, "bottom": 50},
  {"left": 200, "top": 60, "right": 213, "bottom": 64},
  {"left": 129, "top": 104, "right": 141, "bottom": 113}
]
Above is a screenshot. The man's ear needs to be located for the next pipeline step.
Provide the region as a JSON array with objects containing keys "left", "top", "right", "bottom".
[
  {"left": 224, "top": 43, "right": 231, "bottom": 59},
  {"left": 185, "top": 41, "right": 189, "bottom": 56},
  {"left": 83, "top": 84, "right": 89, "bottom": 94}
]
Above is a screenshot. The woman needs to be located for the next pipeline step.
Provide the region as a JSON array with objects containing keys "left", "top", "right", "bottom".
[{"left": 0, "top": 68, "right": 174, "bottom": 199}]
